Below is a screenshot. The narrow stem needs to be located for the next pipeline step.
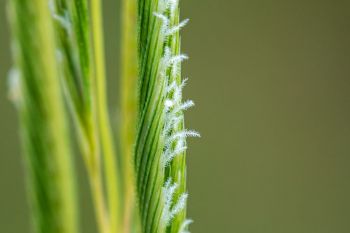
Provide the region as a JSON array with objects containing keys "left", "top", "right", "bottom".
[
  {"left": 121, "top": 0, "right": 139, "bottom": 232},
  {"left": 88, "top": 159, "right": 110, "bottom": 233},
  {"left": 90, "top": 0, "right": 120, "bottom": 232},
  {"left": 8, "top": 1, "right": 78, "bottom": 233},
  {"left": 85, "top": 120, "right": 110, "bottom": 233}
]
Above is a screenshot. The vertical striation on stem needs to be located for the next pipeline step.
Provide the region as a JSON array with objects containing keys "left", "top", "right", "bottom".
[{"left": 136, "top": 0, "right": 198, "bottom": 232}]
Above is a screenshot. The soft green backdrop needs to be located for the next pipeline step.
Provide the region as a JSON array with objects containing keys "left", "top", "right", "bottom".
[{"left": 1, "top": 0, "right": 350, "bottom": 232}]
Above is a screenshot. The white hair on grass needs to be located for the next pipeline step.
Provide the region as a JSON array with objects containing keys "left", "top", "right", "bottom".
[
  {"left": 163, "top": 115, "right": 182, "bottom": 136},
  {"left": 169, "top": 193, "right": 188, "bottom": 219},
  {"left": 162, "top": 140, "right": 187, "bottom": 166},
  {"left": 162, "top": 178, "right": 189, "bottom": 226},
  {"left": 48, "top": 0, "right": 72, "bottom": 36},
  {"left": 154, "top": 13, "right": 170, "bottom": 35},
  {"left": 168, "top": 0, "right": 179, "bottom": 17},
  {"left": 154, "top": 0, "right": 189, "bottom": 39},
  {"left": 159, "top": 46, "right": 188, "bottom": 79},
  {"left": 157, "top": 0, "right": 179, "bottom": 19},
  {"left": 155, "top": 0, "right": 198, "bottom": 229},
  {"left": 176, "top": 100, "right": 195, "bottom": 112},
  {"left": 166, "top": 18, "right": 189, "bottom": 36},
  {"left": 167, "top": 78, "right": 188, "bottom": 104},
  {"left": 165, "top": 130, "right": 200, "bottom": 148},
  {"left": 178, "top": 219, "right": 193, "bottom": 233},
  {"left": 170, "top": 53, "right": 189, "bottom": 77},
  {"left": 7, "top": 68, "right": 22, "bottom": 108},
  {"left": 159, "top": 46, "right": 172, "bottom": 77},
  {"left": 169, "top": 54, "right": 188, "bottom": 64}
]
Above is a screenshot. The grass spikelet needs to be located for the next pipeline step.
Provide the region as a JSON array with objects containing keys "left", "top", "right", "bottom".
[{"left": 135, "top": 0, "right": 198, "bottom": 232}]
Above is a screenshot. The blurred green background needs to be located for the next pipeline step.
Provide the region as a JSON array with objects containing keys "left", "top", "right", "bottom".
[{"left": 1, "top": 0, "right": 350, "bottom": 232}]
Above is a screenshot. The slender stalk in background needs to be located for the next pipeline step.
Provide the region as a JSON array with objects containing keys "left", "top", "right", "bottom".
[
  {"left": 90, "top": 0, "right": 121, "bottom": 232},
  {"left": 120, "top": 0, "right": 140, "bottom": 232},
  {"left": 50, "top": 0, "right": 123, "bottom": 232},
  {"left": 135, "top": 0, "right": 198, "bottom": 232},
  {"left": 49, "top": 1, "right": 110, "bottom": 233},
  {"left": 8, "top": 0, "right": 78, "bottom": 233}
]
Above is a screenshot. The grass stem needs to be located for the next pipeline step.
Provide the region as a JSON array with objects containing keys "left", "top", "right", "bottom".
[
  {"left": 90, "top": 0, "right": 121, "bottom": 232},
  {"left": 8, "top": 1, "right": 78, "bottom": 232},
  {"left": 121, "top": 0, "right": 139, "bottom": 232}
]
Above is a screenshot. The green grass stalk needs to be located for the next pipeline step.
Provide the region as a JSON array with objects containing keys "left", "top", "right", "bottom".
[
  {"left": 49, "top": 1, "right": 110, "bottom": 233},
  {"left": 135, "top": 0, "right": 196, "bottom": 232},
  {"left": 135, "top": 0, "right": 167, "bottom": 232},
  {"left": 120, "top": 0, "right": 140, "bottom": 232},
  {"left": 8, "top": 1, "right": 78, "bottom": 232},
  {"left": 90, "top": 0, "right": 121, "bottom": 232}
]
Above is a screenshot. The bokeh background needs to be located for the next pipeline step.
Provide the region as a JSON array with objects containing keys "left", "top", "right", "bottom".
[{"left": 1, "top": 0, "right": 350, "bottom": 232}]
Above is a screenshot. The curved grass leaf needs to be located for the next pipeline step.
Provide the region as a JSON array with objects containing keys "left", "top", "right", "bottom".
[{"left": 135, "top": 0, "right": 196, "bottom": 232}]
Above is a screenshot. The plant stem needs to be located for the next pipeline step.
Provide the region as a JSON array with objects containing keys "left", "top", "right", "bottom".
[
  {"left": 121, "top": 0, "right": 139, "bottom": 232},
  {"left": 88, "top": 159, "right": 110, "bottom": 233},
  {"left": 8, "top": 0, "right": 78, "bottom": 233},
  {"left": 49, "top": 1, "right": 110, "bottom": 233},
  {"left": 90, "top": 0, "right": 120, "bottom": 232},
  {"left": 135, "top": 0, "right": 168, "bottom": 231},
  {"left": 135, "top": 0, "right": 194, "bottom": 232}
]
